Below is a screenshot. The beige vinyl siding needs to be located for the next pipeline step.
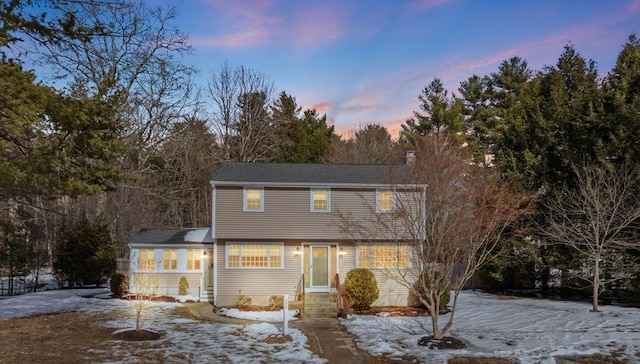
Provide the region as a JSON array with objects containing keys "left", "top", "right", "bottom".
[
  {"left": 337, "top": 244, "right": 356, "bottom": 281},
  {"left": 372, "top": 271, "right": 416, "bottom": 306},
  {"left": 216, "top": 243, "right": 302, "bottom": 306},
  {"left": 215, "top": 187, "right": 380, "bottom": 240},
  {"left": 131, "top": 272, "right": 202, "bottom": 297},
  {"left": 336, "top": 243, "right": 415, "bottom": 306}
]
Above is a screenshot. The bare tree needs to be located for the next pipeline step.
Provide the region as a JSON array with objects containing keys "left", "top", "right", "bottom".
[
  {"left": 338, "top": 135, "right": 531, "bottom": 340},
  {"left": 151, "top": 119, "right": 218, "bottom": 227},
  {"left": 539, "top": 164, "right": 640, "bottom": 312},
  {"left": 130, "top": 270, "right": 159, "bottom": 332},
  {"left": 207, "top": 62, "right": 276, "bottom": 162}
]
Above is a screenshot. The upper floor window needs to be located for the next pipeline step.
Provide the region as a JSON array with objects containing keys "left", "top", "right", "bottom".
[
  {"left": 163, "top": 249, "right": 178, "bottom": 271},
  {"left": 226, "top": 243, "right": 283, "bottom": 269},
  {"left": 376, "top": 190, "right": 395, "bottom": 213},
  {"left": 243, "top": 187, "right": 264, "bottom": 212},
  {"left": 138, "top": 249, "right": 155, "bottom": 271},
  {"left": 186, "top": 249, "right": 202, "bottom": 270},
  {"left": 310, "top": 188, "right": 331, "bottom": 212},
  {"left": 357, "top": 243, "right": 410, "bottom": 269}
]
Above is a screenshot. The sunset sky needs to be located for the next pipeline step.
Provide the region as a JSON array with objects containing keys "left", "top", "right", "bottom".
[{"left": 175, "top": 0, "right": 640, "bottom": 137}]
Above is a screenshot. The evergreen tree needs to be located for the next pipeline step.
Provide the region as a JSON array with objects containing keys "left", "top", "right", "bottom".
[
  {"left": 0, "top": 61, "right": 127, "bottom": 198},
  {"left": 0, "top": 216, "right": 32, "bottom": 295},
  {"left": 280, "top": 109, "right": 335, "bottom": 163},
  {"left": 603, "top": 34, "right": 640, "bottom": 167},
  {"left": 458, "top": 75, "right": 494, "bottom": 162},
  {"left": 53, "top": 215, "right": 116, "bottom": 287},
  {"left": 401, "top": 78, "right": 465, "bottom": 144}
]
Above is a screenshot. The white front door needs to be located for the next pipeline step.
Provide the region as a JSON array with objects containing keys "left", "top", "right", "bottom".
[{"left": 309, "top": 245, "right": 330, "bottom": 290}]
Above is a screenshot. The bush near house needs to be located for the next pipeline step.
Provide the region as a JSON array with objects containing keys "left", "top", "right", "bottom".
[
  {"left": 178, "top": 276, "right": 189, "bottom": 295},
  {"left": 344, "top": 268, "right": 379, "bottom": 310},
  {"left": 414, "top": 270, "right": 450, "bottom": 310},
  {"left": 268, "top": 295, "right": 284, "bottom": 310},
  {"left": 110, "top": 273, "right": 128, "bottom": 296}
]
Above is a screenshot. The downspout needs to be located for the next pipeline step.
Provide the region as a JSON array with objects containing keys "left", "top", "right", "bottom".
[{"left": 211, "top": 181, "right": 218, "bottom": 306}]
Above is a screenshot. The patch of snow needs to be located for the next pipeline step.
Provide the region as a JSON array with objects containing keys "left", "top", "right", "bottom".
[
  {"left": 0, "top": 288, "right": 323, "bottom": 363},
  {"left": 217, "top": 307, "right": 300, "bottom": 322},
  {"left": 0, "top": 288, "right": 112, "bottom": 318},
  {"left": 175, "top": 294, "right": 200, "bottom": 303},
  {"left": 342, "top": 290, "right": 640, "bottom": 363},
  {"left": 183, "top": 228, "right": 213, "bottom": 242}
]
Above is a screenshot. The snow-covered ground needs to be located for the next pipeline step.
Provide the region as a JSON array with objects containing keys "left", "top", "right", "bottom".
[
  {"left": 1, "top": 289, "right": 638, "bottom": 363},
  {"left": 0, "top": 288, "right": 324, "bottom": 363},
  {"left": 342, "top": 290, "right": 640, "bottom": 363}
]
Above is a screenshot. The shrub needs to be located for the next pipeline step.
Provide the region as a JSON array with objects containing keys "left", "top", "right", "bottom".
[
  {"left": 178, "top": 276, "right": 189, "bottom": 296},
  {"left": 110, "top": 273, "right": 128, "bottom": 296},
  {"left": 344, "top": 268, "right": 379, "bottom": 310},
  {"left": 268, "top": 295, "right": 284, "bottom": 310},
  {"left": 414, "top": 270, "right": 450, "bottom": 310},
  {"left": 234, "top": 295, "right": 252, "bottom": 308}
]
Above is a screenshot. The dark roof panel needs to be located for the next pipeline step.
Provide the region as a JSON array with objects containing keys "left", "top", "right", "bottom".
[{"left": 211, "top": 163, "right": 413, "bottom": 185}]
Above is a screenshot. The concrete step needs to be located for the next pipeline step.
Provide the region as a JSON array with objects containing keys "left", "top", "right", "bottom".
[{"left": 303, "top": 293, "right": 339, "bottom": 318}]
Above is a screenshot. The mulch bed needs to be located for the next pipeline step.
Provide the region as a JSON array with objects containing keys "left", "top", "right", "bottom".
[
  {"left": 112, "top": 328, "right": 164, "bottom": 341},
  {"left": 418, "top": 335, "right": 467, "bottom": 349},
  {"left": 341, "top": 305, "right": 434, "bottom": 317},
  {"left": 258, "top": 334, "right": 293, "bottom": 344}
]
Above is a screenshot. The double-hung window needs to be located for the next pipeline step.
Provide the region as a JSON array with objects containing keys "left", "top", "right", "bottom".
[
  {"left": 186, "top": 249, "right": 201, "bottom": 270},
  {"left": 163, "top": 249, "right": 178, "bottom": 271},
  {"left": 357, "top": 243, "right": 410, "bottom": 269},
  {"left": 310, "top": 188, "right": 330, "bottom": 212},
  {"left": 376, "top": 189, "right": 395, "bottom": 213},
  {"left": 226, "top": 243, "right": 283, "bottom": 269},
  {"left": 138, "top": 249, "right": 155, "bottom": 271},
  {"left": 244, "top": 187, "right": 264, "bottom": 212}
]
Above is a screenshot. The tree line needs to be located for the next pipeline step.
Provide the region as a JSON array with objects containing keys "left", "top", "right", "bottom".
[{"left": 0, "top": 0, "right": 638, "bottom": 304}]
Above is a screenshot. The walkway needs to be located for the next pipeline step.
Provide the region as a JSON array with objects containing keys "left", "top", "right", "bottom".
[
  {"left": 292, "top": 317, "right": 372, "bottom": 364},
  {"left": 185, "top": 303, "right": 407, "bottom": 363}
]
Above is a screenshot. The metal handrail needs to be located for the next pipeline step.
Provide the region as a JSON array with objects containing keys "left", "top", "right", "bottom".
[
  {"left": 333, "top": 273, "right": 344, "bottom": 311},
  {"left": 294, "top": 273, "right": 305, "bottom": 313}
]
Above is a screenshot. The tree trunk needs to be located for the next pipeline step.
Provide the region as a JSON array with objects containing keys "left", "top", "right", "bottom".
[
  {"left": 431, "top": 316, "right": 444, "bottom": 340},
  {"left": 592, "top": 257, "right": 600, "bottom": 312}
]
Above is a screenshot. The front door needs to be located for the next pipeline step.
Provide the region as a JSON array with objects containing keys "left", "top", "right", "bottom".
[{"left": 309, "top": 245, "right": 330, "bottom": 290}]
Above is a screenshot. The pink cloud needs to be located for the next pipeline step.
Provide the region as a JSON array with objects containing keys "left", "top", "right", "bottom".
[
  {"left": 191, "top": 1, "right": 345, "bottom": 50},
  {"left": 405, "top": 0, "right": 454, "bottom": 12},
  {"left": 309, "top": 101, "right": 334, "bottom": 114},
  {"left": 292, "top": 3, "right": 344, "bottom": 47},
  {"left": 191, "top": 29, "right": 274, "bottom": 48}
]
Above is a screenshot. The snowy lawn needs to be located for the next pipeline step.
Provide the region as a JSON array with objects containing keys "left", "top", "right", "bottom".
[
  {"left": 0, "top": 288, "right": 324, "bottom": 363},
  {"left": 342, "top": 290, "right": 640, "bottom": 363}
]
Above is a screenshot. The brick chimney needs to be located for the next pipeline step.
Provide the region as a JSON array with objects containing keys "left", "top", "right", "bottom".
[{"left": 405, "top": 150, "right": 416, "bottom": 166}]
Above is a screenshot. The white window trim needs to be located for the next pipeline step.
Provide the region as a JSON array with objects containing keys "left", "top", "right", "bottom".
[
  {"left": 243, "top": 187, "right": 264, "bottom": 212},
  {"left": 185, "top": 249, "right": 203, "bottom": 271},
  {"left": 376, "top": 189, "right": 395, "bottom": 213},
  {"left": 356, "top": 243, "right": 411, "bottom": 269},
  {"left": 310, "top": 188, "right": 331, "bottom": 212},
  {"left": 134, "top": 248, "right": 160, "bottom": 272},
  {"left": 225, "top": 242, "right": 284, "bottom": 269},
  {"left": 162, "top": 249, "right": 179, "bottom": 271}
]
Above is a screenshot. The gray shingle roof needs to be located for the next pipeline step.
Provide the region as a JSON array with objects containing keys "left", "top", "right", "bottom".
[
  {"left": 129, "top": 228, "right": 213, "bottom": 246},
  {"left": 211, "top": 163, "right": 413, "bottom": 185}
]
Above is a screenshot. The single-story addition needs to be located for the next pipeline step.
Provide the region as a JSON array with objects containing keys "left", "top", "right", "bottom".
[
  {"left": 129, "top": 161, "right": 424, "bottom": 313},
  {"left": 128, "top": 228, "right": 213, "bottom": 299}
]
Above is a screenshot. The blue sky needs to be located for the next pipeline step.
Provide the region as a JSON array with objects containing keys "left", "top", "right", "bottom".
[{"left": 174, "top": 0, "right": 640, "bottom": 137}]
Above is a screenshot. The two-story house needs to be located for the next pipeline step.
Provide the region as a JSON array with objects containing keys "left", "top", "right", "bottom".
[{"left": 128, "top": 162, "right": 422, "bottom": 309}]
